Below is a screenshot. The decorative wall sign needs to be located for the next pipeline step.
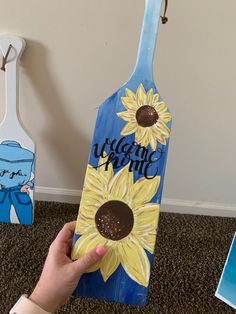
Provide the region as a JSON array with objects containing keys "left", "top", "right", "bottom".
[
  {"left": 72, "top": 0, "right": 172, "bottom": 305},
  {"left": 0, "top": 35, "right": 35, "bottom": 224}
]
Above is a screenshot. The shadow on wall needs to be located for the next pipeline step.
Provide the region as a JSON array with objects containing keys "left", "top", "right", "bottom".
[{"left": 21, "top": 39, "right": 89, "bottom": 188}]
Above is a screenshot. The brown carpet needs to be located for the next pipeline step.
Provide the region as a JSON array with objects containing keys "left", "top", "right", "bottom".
[{"left": 0, "top": 201, "right": 236, "bottom": 314}]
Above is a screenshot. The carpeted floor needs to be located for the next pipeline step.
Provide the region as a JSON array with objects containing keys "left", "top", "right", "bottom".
[{"left": 0, "top": 201, "right": 236, "bottom": 314}]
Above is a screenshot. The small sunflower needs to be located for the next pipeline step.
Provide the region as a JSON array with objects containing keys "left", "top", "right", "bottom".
[
  {"left": 72, "top": 156, "right": 161, "bottom": 287},
  {"left": 117, "top": 83, "right": 172, "bottom": 150}
]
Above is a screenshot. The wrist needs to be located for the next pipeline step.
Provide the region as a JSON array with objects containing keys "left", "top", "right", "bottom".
[
  {"left": 30, "top": 287, "right": 59, "bottom": 313},
  {"left": 10, "top": 295, "right": 51, "bottom": 314}
]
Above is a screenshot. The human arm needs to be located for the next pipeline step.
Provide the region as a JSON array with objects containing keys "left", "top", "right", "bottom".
[{"left": 10, "top": 221, "right": 106, "bottom": 313}]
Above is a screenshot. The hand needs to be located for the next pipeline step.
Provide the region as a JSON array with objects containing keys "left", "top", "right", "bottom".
[
  {"left": 29, "top": 221, "right": 106, "bottom": 313},
  {"left": 20, "top": 184, "right": 30, "bottom": 194}
]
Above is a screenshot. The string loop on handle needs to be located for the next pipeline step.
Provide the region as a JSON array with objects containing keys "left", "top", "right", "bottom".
[
  {"left": 1, "top": 44, "right": 13, "bottom": 72},
  {"left": 161, "top": 0, "right": 168, "bottom": 24}
]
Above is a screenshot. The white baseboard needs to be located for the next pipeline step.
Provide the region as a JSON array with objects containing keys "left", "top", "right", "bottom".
[
  {"left": 35, "top": 186, "right": 236, "bottom": 218},
  {"left": 161, "top": 198, "right": 236, "bottom": 217},
  {"left": 35, "top": 186, "right": 82, "bottom": 204}
]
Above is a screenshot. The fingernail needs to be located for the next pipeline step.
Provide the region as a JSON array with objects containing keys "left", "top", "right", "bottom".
[{"left": 96, "top": 245, "right": 106, "bottom": 256}]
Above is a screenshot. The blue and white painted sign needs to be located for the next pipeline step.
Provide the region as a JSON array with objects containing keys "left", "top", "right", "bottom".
[
  {"left": 215, "top": 233, "right": 236, "bottom": 310},
  {"left": 0, "top": 35, "right": 36, "bottom": 224}
]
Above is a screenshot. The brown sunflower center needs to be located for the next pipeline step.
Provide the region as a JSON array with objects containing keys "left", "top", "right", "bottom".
[
  {"left": 136, "top": 105, "right": 159, "bottom": 127},
  {"left": 95, "top": 200, "right": 134, "bottom": 241}
]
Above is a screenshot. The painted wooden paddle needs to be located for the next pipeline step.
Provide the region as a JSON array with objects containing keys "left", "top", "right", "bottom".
[
  {"left": 72, "top": 0, "right": 172, "bottom": 305},
  {"left": 0, "top": 35, "right": 35, "bottom": 225}
]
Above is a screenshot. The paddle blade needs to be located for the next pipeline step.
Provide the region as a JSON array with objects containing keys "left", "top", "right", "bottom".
[{"left": 72, "top": 80, "right": 172, "bottom": 305}]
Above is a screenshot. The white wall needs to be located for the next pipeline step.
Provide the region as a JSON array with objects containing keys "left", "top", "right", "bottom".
[{"left": 0, "top": 0, "right": 236, "bottom": 213}]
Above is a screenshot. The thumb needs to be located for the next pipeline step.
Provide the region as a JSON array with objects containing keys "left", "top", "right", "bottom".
[{"left": 72, "top": 245, "right": 106, "bottom": 275}]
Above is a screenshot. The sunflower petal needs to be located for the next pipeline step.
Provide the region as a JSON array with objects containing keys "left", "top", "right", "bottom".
[
  {"left": 97, "top": 154, "right": 114, "bottom": 185},
  {"left": 135, "top": 126, "right": 147, "bottom": 144},
  {"left": 136, "top": 84, "right": 147, "bottom": 107},
  {"left": 71, "top": 229, "right": 107, "bottom": 272},
  {"left": 75, "top": 215, "right": 94, "bottom": 234},
  {"left": 131, "top": 176, "right": 161, "bottom": 206},
  {"left": 125, "top": 88, "right": 136, "bottom": 100},
  {"left": 79, "top": 209, "right": 96, "bottom": 222},
  {"left": 136, "top": 128, "right": 150, "bottom": 147},
  {"left": 121, "top": 97, "right": 138, "bottom": 111},
  {"left": 81, "top": 200, "right": 100, "bottom": 212},
  {"left": 151, "top": 125, "right": 167, "bottom": 145},
  {"left": 120, "top": 121, "right": 137, "bottom": 136},
  {"left": 149, "top": 133, "right": 157, "bottom": 151},
  {"left": 108, "top": 164, "right": 133, "bottom": 202},
  {"left": 72, "top": 229, "right": 103, "bottom": 259},
  {"left": 139, "top": 232, "right": 157, "bottom": 254},
  {"left": 117, "top": 110, "right": 136, "bottom": 122},
  {"left": 157, "top": 135, "right": 166, "bottom": 145},
  {"left": 159, "top": 112, "right": 172, "bottom": 123},
  {"left": 133, "top": 202, "right": 159, "bottom": 254},
  {"left": 153, "top": 123, "right": 170, "bottom": 139},
  {"left": 157, "top": 120, "right": 170, "bottom": 138},
  {"left": 118, "top": 236, "right": 150, "bottom": 287},
  {"left": 147, "top": 88, "right": 154, "bottom": 105},
  {"left": 85, "top": 165, "right": 107, "bottom": 195},
  {"left": 81, "top": 189, "right": 104, "bottom": 208},
  {"left": 133, "top": 203, "right": 160, "bottom": 233},
  {"left": 155, "top": 102, "right": 167, "bottom": 115},
  {"left": 152, "top": 93, "right": 160, "bottom": 104},
  {"left": 100, "top": 246, "right": 120, "bottom": 282}
]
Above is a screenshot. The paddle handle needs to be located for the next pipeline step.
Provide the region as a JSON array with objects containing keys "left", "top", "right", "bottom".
[
  {"left": 0, "top": 35, "right": 26, "bottom": 125},
  {"left": 134, "top": 0, "right": 163, "bottom": 79}
]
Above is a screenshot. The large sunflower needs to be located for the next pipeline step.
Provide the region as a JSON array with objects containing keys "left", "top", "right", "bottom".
[
  {"left": 72, "top": 156, "right": 161, "bottom": 287},
  {"left": 117, "top": 83, "right": 172, "bottom": 150}
]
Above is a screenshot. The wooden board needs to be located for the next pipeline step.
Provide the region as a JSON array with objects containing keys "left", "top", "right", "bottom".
[
  {"left": 0, "top": 35, "right": 35, "bottom": 224},
  {"left": 72, "top": 0, "right": 172, "bottom": 305}
]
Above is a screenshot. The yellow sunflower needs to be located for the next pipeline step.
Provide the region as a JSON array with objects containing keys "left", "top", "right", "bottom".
[
  {"left": 72, "top": 156, "right": 161, "bottom": 287},
  {"left": 117, "top": 83, "right": 172, "bottom": 150}
]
